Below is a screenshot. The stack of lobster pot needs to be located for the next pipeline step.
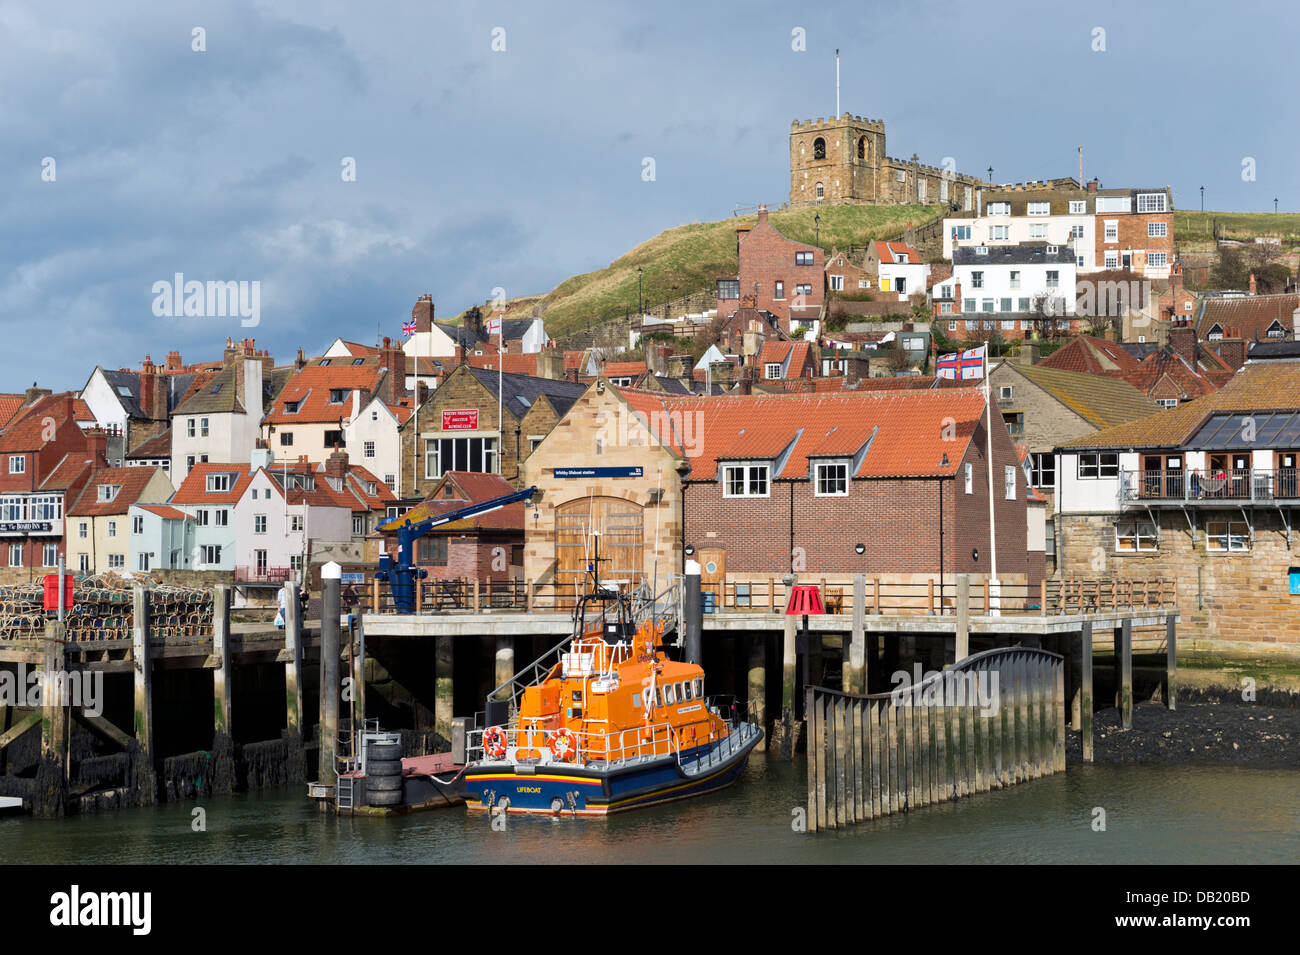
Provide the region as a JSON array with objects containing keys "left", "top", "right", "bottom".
[{"left": 364, "top": 739, "right": 404, "bottom": 808}]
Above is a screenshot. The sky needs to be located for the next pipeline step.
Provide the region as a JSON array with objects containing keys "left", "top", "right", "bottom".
[{"left": 3, "top": 0, "right": 1297, "bottom": 390}]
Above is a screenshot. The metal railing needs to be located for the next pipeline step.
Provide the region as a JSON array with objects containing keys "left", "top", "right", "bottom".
[
  {"left": 234, "top": 565, "right": 295, "bottom": 584},
  {"left": 1121, "top": 468, "right": 1300, "bottom": 503}
]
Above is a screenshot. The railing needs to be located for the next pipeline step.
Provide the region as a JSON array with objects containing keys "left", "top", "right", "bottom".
[
  {"left": 1045, "top": 577, "right": 1176, "bottom": 614},
  {"left": 234, "top": 565, "right": 295, "bottom": 584},
  {"left": 362, "top": 575, "right": 682, "bottom": 619},
  {"left": 1121, "top": 468, "right": 1300, "bottom": 503},
  {"left": 806, "top": 646, "right": 1065, "bottom": 831},
  {"left": 468, "top": 719, "right": 684, "bottom": 768}
]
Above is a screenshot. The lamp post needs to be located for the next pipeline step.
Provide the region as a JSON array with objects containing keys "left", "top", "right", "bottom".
[
  {"left": 987, "top": 166, "right": 993, "bottom": 184},
  {"left": 1275, "top": 198, "right": 1279, "bottom": 214},
  {"left": 1200, "top": 186, "right": 1204, "bottom": 212},
  {"left": 637, "top": 267, "right": 643, "bottom": 317},
  {"left": 815, "top": 213, "right": 821, "bottom": 248}
]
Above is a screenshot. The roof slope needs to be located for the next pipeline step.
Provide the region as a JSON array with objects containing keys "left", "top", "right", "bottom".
[
  {"left": 67, "top": 466, "right": 165, "bottom": 516},
  {"left": 464, "top": 367, "right": 587, "bottom": 419},
  {"left": 264, "top": 358, "right": 386, "bottom": 424},
  {"left": 1012, "top": 364, "right": 1160, "bottom": 429},
  {"left": 1197, "top": 294, "right": 1300, "bottom": 340}
]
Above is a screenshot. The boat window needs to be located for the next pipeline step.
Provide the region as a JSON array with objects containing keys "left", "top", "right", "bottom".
[
  {"left": 677, "top": 682, "right": 686, "bottom": 702},
  {"left": 693, "top": 677, "right": 704, "bottom": 699},
  {"left": 633, "top": 691, "right": 642, "bottom": 708},
  {"left": 571, "top": 690, "right": 582, "bottom": 701},
  {"left": 663, "top": 684, "right": 675, "bottom": 705},
  {"left": 682, "top": 681, "right": 693, "bottom": 702}
]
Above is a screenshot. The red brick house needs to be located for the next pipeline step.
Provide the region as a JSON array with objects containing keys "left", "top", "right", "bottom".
[
  {"left": 716, "top": 205, "right": 824, "bottom": 333},
  {"left": 380, "top": 471, "right": 524, "bottom": 583}
]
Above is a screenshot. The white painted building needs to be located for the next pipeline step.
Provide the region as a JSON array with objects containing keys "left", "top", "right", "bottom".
[
  {"left": 342, "top": 395, "right": 409, "bottom": 497},
  {"left": 945, "top": 245, "right": 1079, "bottom": 317},
  {"left": 169, "top": 357, "right": 266, "bottom": 488},
  {"left": 944, "top": 204, "right": 1096, "bottom": 271}
]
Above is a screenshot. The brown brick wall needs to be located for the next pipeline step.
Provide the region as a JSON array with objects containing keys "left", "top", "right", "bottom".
[
  {"left": 1095, "top": 212, "right": 1174, "bottom": 270},
  {"left": 737, "top": 215, "right": 824, "bottom": 329}
]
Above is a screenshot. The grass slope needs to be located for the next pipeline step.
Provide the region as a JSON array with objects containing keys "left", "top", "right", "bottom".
[
  {"left": 463, "top": 204, "right": 944, "bottom": 339},
  {"left": 1174, "top": 210, "right": 1300, "bottom": 245}
]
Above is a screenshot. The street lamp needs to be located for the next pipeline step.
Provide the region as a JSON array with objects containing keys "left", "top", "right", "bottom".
[
  {"left": 1275, "top": 198, "right": 1279, "bottom": 214},
  {"left": 1200, "top": 186, "right": 1205, "bottom": 212},
  {"left": 814, "top": 213, "right": 821, "bottom": 247},
  {"left": 987, "top": 166, "right": 993, "bottom": 184},
  {"left": 637, "top": 266, "right": 643, "bottom": 316}
]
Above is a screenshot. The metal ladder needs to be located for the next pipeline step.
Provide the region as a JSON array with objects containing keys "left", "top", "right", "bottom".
[{"left": 335, "top": 719, "right": 357, "bottom": 811}]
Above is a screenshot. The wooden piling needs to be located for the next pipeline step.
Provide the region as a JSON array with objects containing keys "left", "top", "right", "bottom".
[
  {"left": 212, "top": 584, "right": 232, "bottom": 738},
  {"left": 494, "top": 635, "right": 515, "bottom": 700},
  {"left": 131, "top": 587, "right": 156, "bottom": 805},
  {"left": 848, "top": 574, "right": 866, "bottom": 694},
  {"left": 435, "top": 634, "right": 454, "bottom": 743},
  {"left": 1081, "top": 621, "right": 1094, "bottom": 763},
  {"left": 41, "top": 621, "right": 69, "bottom": 773},
  {"left": 780, "top": 613, "right": 797, "bottom": 758},
  {"left": 283, "top": 582, "right": 304, "bottom": 736},
  {"left": 1054, "top": 648, "right": 1066, "bottom": 772},
  {"left": 955, "top": 677, "right": 970, "bottom": 798},
  {"left": 1166, "top": 613, "right": 1177, "bottom": 712},
  {"left": 747, "top": 635, "right": 766, "bottom": 752},
  {"left": 1118, "top": 618, "right": 1133, "bottom": 730},
  {"left": 834, "top": 698, "right": 848, "bottom": 828},
  {"left": 955, "top": 575, "right": 970, "bottom": 662},
  {"left": 869, "top": 701, "right": 882, "bottom": 818}
]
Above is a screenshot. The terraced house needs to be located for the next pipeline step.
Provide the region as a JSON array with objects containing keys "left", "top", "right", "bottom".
[
  {"left": 64, "top": 465, "right": 173, "bottom": 574},
  {"left": 261, "top": 353, "right": 396, "bottom": 465},
  {"left": 1054, "top": 357, "right": 1300, "bottom": 655}
]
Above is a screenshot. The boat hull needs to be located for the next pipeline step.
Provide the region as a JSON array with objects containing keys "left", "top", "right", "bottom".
[{"left": 463, "top": 724, "right": 763, "bottom": 816}]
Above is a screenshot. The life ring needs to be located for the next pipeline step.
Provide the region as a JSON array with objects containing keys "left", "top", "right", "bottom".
[
  {"left": 483, "top": 726, "right": 508, "bottom": 759},
  {"left": 549, "top": 728, "right": 578, "bottom": 762}
]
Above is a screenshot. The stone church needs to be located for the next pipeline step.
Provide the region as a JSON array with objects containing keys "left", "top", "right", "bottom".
[{"left": 789, "top": 112, "right": 988, "bottom": 209}]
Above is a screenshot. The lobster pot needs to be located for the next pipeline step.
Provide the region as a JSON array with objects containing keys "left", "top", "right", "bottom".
[{"left": 365, "top": 740, "right": 404, "bottom": 807}]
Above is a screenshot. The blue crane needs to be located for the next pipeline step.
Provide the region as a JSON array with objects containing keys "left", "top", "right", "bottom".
[{"left": 375, "top": 486, "right": 538, "bottom": 613}]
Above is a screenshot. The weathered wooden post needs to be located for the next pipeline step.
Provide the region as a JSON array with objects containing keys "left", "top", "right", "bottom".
[
  {"left": 494, "top": 635, "right": 514, "bottom": 700},
  {"left": 1118, "top": 617, "right": 1133, "bottom": 730},
  {"left": 780, "top": 612, "right": 798, "bottom": 758},
  {"left": 683, "top": 559, "right": 702, "bottom": 665},
  {"left": 283, "top": 581, "right": 304, "bottom": 737},
  {"left": 1053, "top": 652, "right": 1066, "bottom": 772},
  {"left": 352, "top": 616, "right": 366, "bottom": 732},
  {"left": 435, "top": 635, "right": 454, "bottom": 743},
  {"left": 747, "top": 635, "right": 766, "bottom": 752},
  {"left": 955, "top": 574, "right": 970, "bottom": 662},
  {"left": 39, "top": 619, "right": 70, "bottom": 816},
  {"left": 847, "top": 573, "right": 866, "bottom": 694},
  {"left": 131, "top": 587, "right": 157, "bottom": 806},
  {"left": 1081, "top": 620, "right": 1094, "bottom": 763},
  {"left": 318, "top": 562, "right": 342, "bottom": 787},
  {"left": 212, "top": 584, "right": 232, "bottom": 739},
  {"left": 1166, "top": 613, "right": 1177, "bottom": 711}
]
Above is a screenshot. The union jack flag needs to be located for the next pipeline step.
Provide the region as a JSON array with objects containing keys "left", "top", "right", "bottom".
[
  {"left": 936, "top": 344, "right": 985, "bottom": 380},
  {"left": 402, "top": 319, "right": 417, "bottom": 336}
]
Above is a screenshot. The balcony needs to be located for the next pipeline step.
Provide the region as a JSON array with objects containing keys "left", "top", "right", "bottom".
[
  {"left": 234, "top": 565, "right": 297, "bottom": 584},
  {"left": 1120, "top": 468, "right": 1300, "bottom": 505}
]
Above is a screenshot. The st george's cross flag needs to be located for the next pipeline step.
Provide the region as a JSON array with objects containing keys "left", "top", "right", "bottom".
[{"left": 936, "top": 344, "right": 986, "bottom": 380}]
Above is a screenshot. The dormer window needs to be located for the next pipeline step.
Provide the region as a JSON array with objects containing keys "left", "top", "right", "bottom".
[
  {"left": 366, "top": 481, "right": 377, "bottom": 495},
  {"left": 206, "top": 474, "right": 231, "bottom": 492},
  {"left": 284, "top": 400, "right": 300, "bottom": 413},
  {"left": 1267, "top": 321, "right": 1285, "bottom": 339},
  {"left": 319, "top": 359, "right": 332, "bottom": 366},
  {"left": 975, "top": 246, "right": 988, "bottom": 256},
  {"left": 987, "top": 202, "right": 1010, "bottom": 216},
  {"left": 97, "top": 484, "right": 121, "bottom": 503},
  {"left": 722, "top": 463, "right": 770, "bottom": 498},
  {"left": 814, "top": 461, "right": 849, "bottom": 496},
  {"left": 1207, "top": 325, "right": 1223, "bottom": 342},
  {"left": 352, "top": 358, "right": 364, "bottom": 365},
  {"left": 329, "top": 388, "right": 347, "bottom": 403}
]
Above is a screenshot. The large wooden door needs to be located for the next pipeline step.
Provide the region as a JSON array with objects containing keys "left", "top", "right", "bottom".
[
  {"left": 697, "top": 547, "right": 726, "bottom": 611},
  {"left": 555, "top": 498, "right": 644, "bottom": 603}
]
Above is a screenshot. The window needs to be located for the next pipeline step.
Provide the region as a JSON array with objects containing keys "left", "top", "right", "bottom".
[
  {"left": 214, "top": 509, "right": 228, "bottom": 527},
  {"left": 723, "top": 464, "right": 769, "bottom": 497},
  {"left": 1004, "top": 465, "right": 1016, "bottom": 500},
  {"left": 7, "top": 455, "right": 24, "bottom": 474},
  {"left": 1116, "top": 522, "right": 1158, "bottom": 552},
  {"left": 813, "top": 137, "right": 825, "bottom": 160},
  {"left": 940, "top": 302, "right": 953, "bottom": 315},
  {"left": 948, "top": 319, "right": 957, "bottom": 331},
  {"left": 774, "top": 281, "right": 785, "bottom": 300},
  {"left": 1078, "top": 453, "right": 1120, "bottom": 479},
  {"left": 1104, "top": 251, "right": 1118, "bottom": 268},
  {"left": 988, "top": 202, "right": 1010, "bottom": 216},
  {"left": 352, "top": 515, "right": 365, "bottom": 535},
  {"left": 137, "top": 553, "right": 151, "bottom": 571},
  {"left": 200, "top": 417, "right": 209, "bottom": 437},
  {"left": 857, "top": 136, "right": 866, "bottom": 160},
  {"left": 187, "top": 418, "right": 196, "bottom": 438},
  {"left": 1104, "top": 220, "right": 1118, "bottom": 242},
  {"left": 196, "top": 509, "right": 209, "bottom": 526},
  {"left": 1046, "top": 271, "right": 1059, "bottom": 288},
  {"left": 795, "top": 283, "right": 812, "bottom": 296},
  {"left": 952, "top": 225, "right": 971, "bottom": 241},
  {"left": 815, "top": 182, "right": 824, "bottom": 200},
  {"left": 29, "top": 495, "right": 59, "bottom": 521},
  {"left": 1028, "top": 201, "right": 1049, "bottom": 216},
  {"left": 829, "top": 275, "right": 843, "bottom": 291},
  {"left": 319, "top": 359, "right": 331, "bottom": 367},
  {"left": 989, "top": 225, "right": 1009, "bottom": 241},
  {"left": 940, "top": 179, "right": 948, "bottom": 201},
  {"left": 1156, "top": 398, "right": 1178, "bottom": 409},
  {"left": 896, "top": 170, "right": 906, "bottom": 182},
  {"left": 964, "top": 299, "right": 976, "bottom": 312},
  {"left": 982, "top": 300, "right": 994, "bottom": 313},
  {"left": 107, "top": 520, "right": 116, "bottom": 538},
  {"left": 254, "top": 515, "right": 267, "bottom": 534},
  {"left": 291, "top": 515, "right": 303, "bottom": 532},
  {"left": 97, "top": 484, "right": 120, "bottom": 503},
  {"left": 108, "top": 553, "right": 124, "bottom": 570},
  {"left": 132, "top": 515, "right": 144, "bottom": 534},
  {"left": 186, "top": 455, "right": 196, "bottom": 471},
  {"left": 324, "top": 430, "right": 344, "bottom": 448},
  {"left": 975, "top": 246, "right": 988, "bottom": 256},
  {"left": 284, "top": 400, "right": 300, "bottom": 414},
  {"left": 0, "top": 497, "right": 22, "bottom": 521},
  {"left": 1206, "top": 521, "right": 1249, "bottom": 553},
  {"left": 8, "top": 543, "right": 22, "bottom": 567},
  {"left": 1028, "top": 224, "right": 1048, "bottom": 240},
  {"left": 1070, "top": 225, "right": 1085, "bottom": 239},
  {"left": 78, "top": 554, "right": 89, "bottom": 572},
  {"left": 1028, "top": 453, "right": 1055, "bottom": 489},
  {"left": 363, "top": 440, "right": 376, "bottom": 459},
  {"left": 418, "top": 537, "right": 448, "bottom": 564},
  {"left": 795, "top": 251, "right": 814, "bottom": 266},
  {"left": 424, "top": 436, "right": 498, "bottom": 479},
  {"left": 1097, "top": 196, "right": 1131, "bottom": 214},
  {"left": 1136, "top": 193, "right": 1168, "bottom": 213},
  {"left": 1069, "top": 200, "right": 1086, "bottom": 214},
  {"left": 764, "top": 363, "right": 783, "bottom": 380},
  {"left": 1148, "top": 222, "right": 1168, "bottom": 238},
  {"left": 384, "top": 473, "right": 396, "bottom": 490},
  {"left": 814, "top": 462, "right": 848, "bottom": 496},
  {"left": 279, "top": 431, "right": 294, "bottom": 446},
  {"left": 1003, "top": 412, "right": 1024, "bottom": 435},
  {"left": 1001, "top": 298, "right": 1012, "bottom": 313},
  {"left": 200, "top": 545, "right": 222, "bottom": 565},
  {"left": 1009, "top": 270, "right": 1021, "bottom": 289},
  {"left": 964, "top": 463, "right": 973, "bottom": 494},
  {"left": 1148, "top": 252, "right": 1167, "bottom": 268},
  {"left": 1000, "top": 385, "right": 1013, "bottom": 400},
  {"left": 206, "top": 474, "right": 230, "bottom": 492},
  {"left": 717, "top": 279, "right": 739, "bottom": 299},
  {"left": 77, "top": 520, "right": 88, "bottom": 539},
  {"left": 896, "top": 278, "right": 907, "bottom": 295},
  {"left": 971, "top": 271, "right": 984, "bottom": 289},
  {"left": 329, "top": 389, "right": 347, "bottom": 403},
  {"left": 1018, "top": 298, "right": 1030, "bottom": 312},
  {"left": 42, "top": 544, "right": 58, "bottom": 567}
]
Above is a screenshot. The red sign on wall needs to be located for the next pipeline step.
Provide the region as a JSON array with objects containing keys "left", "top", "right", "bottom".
[{"left": 441, "top": 409, "right": 479, "bottom": 431}]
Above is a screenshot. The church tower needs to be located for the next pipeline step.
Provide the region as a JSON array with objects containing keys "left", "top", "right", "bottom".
[{"left": 789, "top": 113, "right": 886, "bottom": 208}]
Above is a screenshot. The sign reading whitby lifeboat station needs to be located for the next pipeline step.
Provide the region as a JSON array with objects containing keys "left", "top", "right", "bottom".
[{"left": 553, "top": 466, "right": 644, "bottom": 478}]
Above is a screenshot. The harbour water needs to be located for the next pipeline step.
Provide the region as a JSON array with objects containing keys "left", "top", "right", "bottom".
[{"left": 2, "top": 755, "right": 1296, "bottom": 864}]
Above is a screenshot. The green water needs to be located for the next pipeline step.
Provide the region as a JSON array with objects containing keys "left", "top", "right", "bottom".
[{"left": 1, "top": 756, "right": 1296, "bottom": 864}]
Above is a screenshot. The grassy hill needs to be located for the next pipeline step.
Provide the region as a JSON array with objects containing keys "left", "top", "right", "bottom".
[
  {"left": 457, "top": 204, "right": 944, "bottom": 340},
  {"left": 1174, "top": 210, "right": 1300, "bottom": 247}
]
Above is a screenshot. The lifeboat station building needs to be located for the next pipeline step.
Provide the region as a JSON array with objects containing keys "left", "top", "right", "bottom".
[{"left": 522, "top": 380, "right": 1035, "bottom": 606}]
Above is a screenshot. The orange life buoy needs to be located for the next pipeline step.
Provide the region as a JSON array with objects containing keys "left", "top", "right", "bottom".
[
  {"left": 549, "top": 728, "right": 578, "bottom": 762},
  {"left": 483, "top": 725, "right": 508, "bottom": 759}
]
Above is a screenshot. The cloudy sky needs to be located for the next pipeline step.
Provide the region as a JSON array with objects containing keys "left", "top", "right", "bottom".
[{"left": 3, "top": 0, "right": 1296, "bottom": 390}]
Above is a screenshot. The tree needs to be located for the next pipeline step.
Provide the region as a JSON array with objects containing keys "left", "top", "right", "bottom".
[{"left": 1211, "top": 246, "right": 1249, "bottom": 289}]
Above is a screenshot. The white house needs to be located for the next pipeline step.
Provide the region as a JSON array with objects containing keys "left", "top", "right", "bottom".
[
  {"left": 128, "top": 504, "right": 192, "bottom": 572},
  {"left": 869, "top": 241, "right": 931, "bottom": 302},
  {"left": 342, "top": 395, "right": 410, "bottom": 497},
  {"left": 232, "top": 465, "right": 349, "bottom": 584},
  {"left": 947, "top": 245, "right": 1079, "bottom": 317},
  {"left": 945, "top": 205, "right": 1095, "bottom": 271},
  {"left": 169, "top": 355, "right": 268, "bottom": 488}
]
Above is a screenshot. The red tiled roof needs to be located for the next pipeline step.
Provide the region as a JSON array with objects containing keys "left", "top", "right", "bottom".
[
  {"left": 0, "top": 394, "right": 89, "bottom": 452},
  {"left": 603, "top": 361, "right": 648, "bottom": 378},
  {"left": 38, "top": 452, "right": 94, "bottom": 492},
  {"left": 171, "top": 462, "right": 256, "bottom": 505},
  {"left": 137, "top": 504, "right": 189, "bottom": 520},
  {"left": 616, "top": 387, "right": 987, "bottom": 480},
  {"left": 875, "top": 241, "right": 922, "bottom": 265},
  {"left": 0, "top": 394, "right": 24, "bottom": 429},
  {"left": 1197, "top": 294, "right": 1300, "bottom": 341},
  {"left": 756, "top": 341, "right": 814, "bottom": 379},
  {"left": 127, "top": 428, "right": 171, "bottom": 458},
  {"left": 1037, "top": 336, "right": 1142, "bottom": 376},
  {"left": 344, "top": 465, "right": 397, "bottom": 510},
  {"left": 333, "top": 340, "right": 380, "bottom": 357},
  {"left": 383, "top": 471, "right": 524, "bottom": 532},
  {"left": 467, "top": 353, "right": 539, "bottom": 375},
  {"left": 264, "top": 359, "right": 385, "bottom": 424},
  {"left": 67, "top": 466, "right": 166, "bottom": 517}
]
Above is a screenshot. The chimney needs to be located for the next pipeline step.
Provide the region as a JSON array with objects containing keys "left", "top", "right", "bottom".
[
  {"left": 412, "top": 294, "right": 434, "bottom": 333},
  {"left": 1218, "top": 334, "right": 1246, "bottom": 371},
  {"left": 139, "top": 355, "right": 168, "bottom": 421},
  {"left": 756, "top": 203, "right": 768, "bottom": 225},
  {"left": 380, "top": 335, "right": 408, "bottom": 402},
  {"left": 165, "top": 350, "right": 183, "bottom": 372},
  {"left": 24, "top": 383, "right": 52, "bottom": 405},
  {"left": 85, "top": 427, "right": 108, "bottom": 469},
  {"left": 536, "top": 349, "right": 564, "bottom": 380},
  {"left": 954, "top": 281, "right": 962, "bottom": 311},
  {"left": 736, "top": 378, "right": 752, "bottom": 395},
  {"left": 1249, "top": 273, "right": 1257, "bottom": 295},
  {"left": 1169, "top": 320, "right": 1197, "bottom": 365},
  {"left": 1087, "top": 179, "right": 1099, "bottom": 194},
  {"left": 1018, "top": 341, "right": 1039, "bottom": 366},
  {"left": 296, "top": 348, "right": 306, "bottom": 370},
  {"left": 325, "top": 445, "right": 349, "bottom": 479}
]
